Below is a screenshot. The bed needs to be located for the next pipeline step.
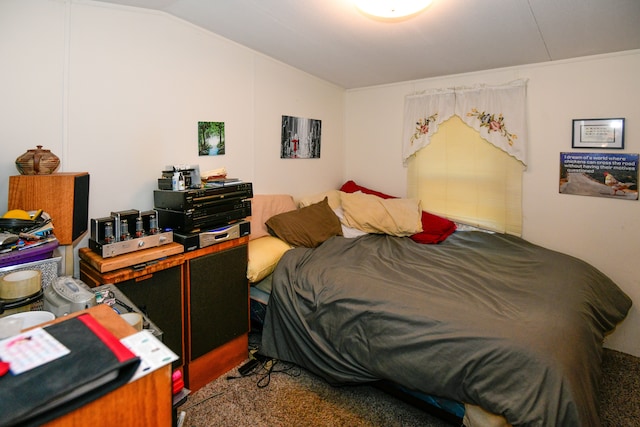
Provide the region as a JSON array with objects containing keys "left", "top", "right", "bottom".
[{"left": 246, "top": 183, "right": 632, "bottom": 427}]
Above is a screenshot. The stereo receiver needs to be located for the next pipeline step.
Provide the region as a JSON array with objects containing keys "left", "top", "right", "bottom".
[
  {"left": 156, "top": 202, "right": 251, "bottom": 233},
  {"left": 153, "top": 182, "right": 253, "bottom": 211}
]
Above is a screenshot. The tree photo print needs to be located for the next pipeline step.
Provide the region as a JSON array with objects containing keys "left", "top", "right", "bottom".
[
  {"left": 198, "top": 121, "right": 225, "bottom": 156},
  {"left": 559, "top": 152, "right": 638, "bottom": 200}
]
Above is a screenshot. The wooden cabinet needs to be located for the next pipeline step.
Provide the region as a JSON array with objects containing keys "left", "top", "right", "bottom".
[
  {"left": 182, "top": 236, "right": 249, "bottom": 391},
  {"left": 42, "top": 305, "right": 172, "bottom": 427},
  {"left": 79, "top": 245, "right": 185, "bottom": 368},
  {"left": 79, "top": 237, "right": 250, "bottom": 391}
]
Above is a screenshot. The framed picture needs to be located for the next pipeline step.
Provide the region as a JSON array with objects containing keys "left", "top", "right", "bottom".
[
  {"left": 198, "top": 121, "right": 225, "bottom": 156},
  {"left": 281, "top": 115, "right": 321, "bottom": 159},
  {"left": 572, "top": 118, "right": 624, "bottom": 149},
  {"left": 559, "top": 152, "right": 638, "bottom": 200}
]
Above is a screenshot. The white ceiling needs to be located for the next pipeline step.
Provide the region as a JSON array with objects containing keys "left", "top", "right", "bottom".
[{"left": 94, "top": 0, "right": 640, "bottom": 89}]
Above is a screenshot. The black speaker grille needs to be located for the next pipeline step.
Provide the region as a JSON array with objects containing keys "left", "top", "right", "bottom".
[{"left": 72, "top": 174, "right": 90, "bottom": 241}]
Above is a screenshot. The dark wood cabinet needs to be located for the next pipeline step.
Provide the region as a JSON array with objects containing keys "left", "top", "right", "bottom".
[
  {"left": 182, "top": 236, "right": 249, "bottom": 391},
  {"left": 114, "top": 265, "right": 184, "bottom": 366},
  {"left": 79, "top": 246, "right": 185, "bottom": 367},
  {"left": 188, "top": 244, "right": 248, "bottom": 359},
  {"left": 79, "top": 236, "right": 249, "bottom": 391}
]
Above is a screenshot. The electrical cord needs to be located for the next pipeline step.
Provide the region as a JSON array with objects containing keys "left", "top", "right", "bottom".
[
  {"left": 226, "top": 350, "right": 301, "bottom": 388},
  {"left": 179, "top": 391, "right": 224, "bottom": 411},
  {"left": 181, "top": 351, "right": 302, "bottom": 414}
]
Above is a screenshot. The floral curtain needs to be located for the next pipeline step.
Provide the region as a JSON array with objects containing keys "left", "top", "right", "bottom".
[{"left": 402, "top": 79, "right": 528, "bottom": 165}]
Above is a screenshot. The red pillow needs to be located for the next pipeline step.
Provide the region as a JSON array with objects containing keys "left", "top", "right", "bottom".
[
  {"left": 339, "top": 180, "right": 457, "bottom": 244},
  {"left": 411, "top": 211, "right": 457, "bottom": 244},
  {"left": 340, "top": 180, "right": 394, "bottom": 200}
]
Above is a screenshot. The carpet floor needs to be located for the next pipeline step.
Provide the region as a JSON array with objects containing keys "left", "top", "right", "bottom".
[{"left": 177, "top": 336, "right": 640, "bottom": 427}]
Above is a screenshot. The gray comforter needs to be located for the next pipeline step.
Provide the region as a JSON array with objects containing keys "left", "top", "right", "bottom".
[{"left": 261, "top": 232, "right": 632, "bottom": 426}]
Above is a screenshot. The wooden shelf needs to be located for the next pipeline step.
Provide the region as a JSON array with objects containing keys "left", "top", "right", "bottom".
[
  {"left": 79, "top": 242, "right": 184, "bottom": 273},
  {"left": 78, "top": 236, "right": 249, "bottom": 392}
]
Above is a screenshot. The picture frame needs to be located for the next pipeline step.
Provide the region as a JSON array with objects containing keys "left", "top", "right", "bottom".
[
  {"left": 572, "top": 118, "right": 625, "bottom": 149},
  {"left": 559, "top": 152, "right": 638, "bottom": 200},
  {"left": 198, "top": 121, "right": 225, "bottom": 156},
  {"left": 280, "top": 115, "right": 322, "bottom": 159}
]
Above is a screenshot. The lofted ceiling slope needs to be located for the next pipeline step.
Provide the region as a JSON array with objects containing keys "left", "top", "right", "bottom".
[{"left": 94, "top": 0, "right": 640, "bottom": 89}]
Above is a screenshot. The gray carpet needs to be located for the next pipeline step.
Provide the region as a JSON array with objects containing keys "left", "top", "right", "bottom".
[{"left": 178, "top": 339, "right": 640, "bottom": 427}]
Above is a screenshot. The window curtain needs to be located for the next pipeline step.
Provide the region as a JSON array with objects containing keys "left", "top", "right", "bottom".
[
  {"left": 402, "top": 79, "right": 528, "bottom": 165},
  {"left": 407, "top": 116, "right": 525, "bottom": 235},
  {"left": 403, "top": 80, "right": 527, "bottom": 235}
]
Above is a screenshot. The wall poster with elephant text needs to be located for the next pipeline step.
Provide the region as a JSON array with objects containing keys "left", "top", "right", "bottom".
[{"left": 559, "top": 152, "right": 638, "bottom": 200}]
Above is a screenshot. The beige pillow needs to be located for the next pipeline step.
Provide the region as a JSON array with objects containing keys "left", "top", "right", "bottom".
[
  {"left": 297, "top": 190, "right": 342, "bottom": 210},
  {"left": 247, "top": 236, "right": 292, "bottom": 283},
  {"left": 266, "top": 197, "right": 342, "bottom": 248},
  {"left": 248, "top": 194, "right": 297, "bottom": 240},
  {"left": 340, "top": 192, "right": 423, "bottom": 236}
]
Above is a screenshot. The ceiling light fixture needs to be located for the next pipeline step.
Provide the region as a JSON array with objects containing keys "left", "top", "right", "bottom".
[{"left": 353, "top": 0, "right": 433, "bottom": 20}]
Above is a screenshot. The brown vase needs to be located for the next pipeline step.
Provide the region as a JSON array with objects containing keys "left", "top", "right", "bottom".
[{"left": 15, "top": 145, "right": 60, "bottom": 175}]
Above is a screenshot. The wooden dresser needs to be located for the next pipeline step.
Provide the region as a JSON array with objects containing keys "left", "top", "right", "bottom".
[{"left": 41, "top": 304, "right": 172, "bottom": 427}]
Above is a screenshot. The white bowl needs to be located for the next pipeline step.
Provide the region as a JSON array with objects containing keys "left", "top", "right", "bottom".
[
  {"left": 3, "top": 310, "right": 55, "bottom": 330},
  {"left": 0, "top": 316, "right": 23, "bottom": 339}
]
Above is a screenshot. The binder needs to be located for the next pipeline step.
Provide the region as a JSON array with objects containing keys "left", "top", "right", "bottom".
[{"left": 0, "top": 313, "right": 141, "bottom": 427}]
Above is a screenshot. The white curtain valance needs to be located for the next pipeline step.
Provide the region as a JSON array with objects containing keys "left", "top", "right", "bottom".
[{"left": 402, "top": 79, "right": 528, "bottom": 165}]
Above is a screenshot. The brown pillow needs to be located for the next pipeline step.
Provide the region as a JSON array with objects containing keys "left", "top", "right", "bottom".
[
  {"left": 248, "top": 194, "right": 297, "bottom": 240},
  {"left": 265, "top": 197, "right": 342, "bottom": 247}
]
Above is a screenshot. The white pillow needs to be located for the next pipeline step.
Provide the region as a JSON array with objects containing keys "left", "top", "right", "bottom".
[{"left": 333, "top": 206, "right": 367, "bottom": 238}]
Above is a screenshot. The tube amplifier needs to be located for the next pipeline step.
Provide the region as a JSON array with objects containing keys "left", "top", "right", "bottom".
[{"left": 89, "top": 209, "right": 173, "bottom": 258}]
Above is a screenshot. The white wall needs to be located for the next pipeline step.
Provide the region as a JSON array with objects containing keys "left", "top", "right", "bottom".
[
  {"left": 0, "top": 0, "right": 344, "bottom": 266},
  {"left": 1, "top": 0, "right": 638, "bottom": 357},
  {"left": 345, "top": 51, "right": 640, "bottom": 356}
]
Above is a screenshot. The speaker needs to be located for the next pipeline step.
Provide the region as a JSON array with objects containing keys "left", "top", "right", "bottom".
[
  {"left": 8, "top": 173, "right": 90, "bottom": 245},
  {"left": 188, "top": 244, "right": 248, "bottom": 360},
  {"left": 115, "top": 265, "right": 184, "bottom": 367}
]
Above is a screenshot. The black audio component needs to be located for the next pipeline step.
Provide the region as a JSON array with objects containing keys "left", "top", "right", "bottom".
[
  {"left": 181, "top": 200, "right": 250, "bottom": 219},
  {"left": 156, "top": 203, "right": 251, "bottom": 233},
  {"left": 153, "top": 182, "right": 253, "bottom": 211}
]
